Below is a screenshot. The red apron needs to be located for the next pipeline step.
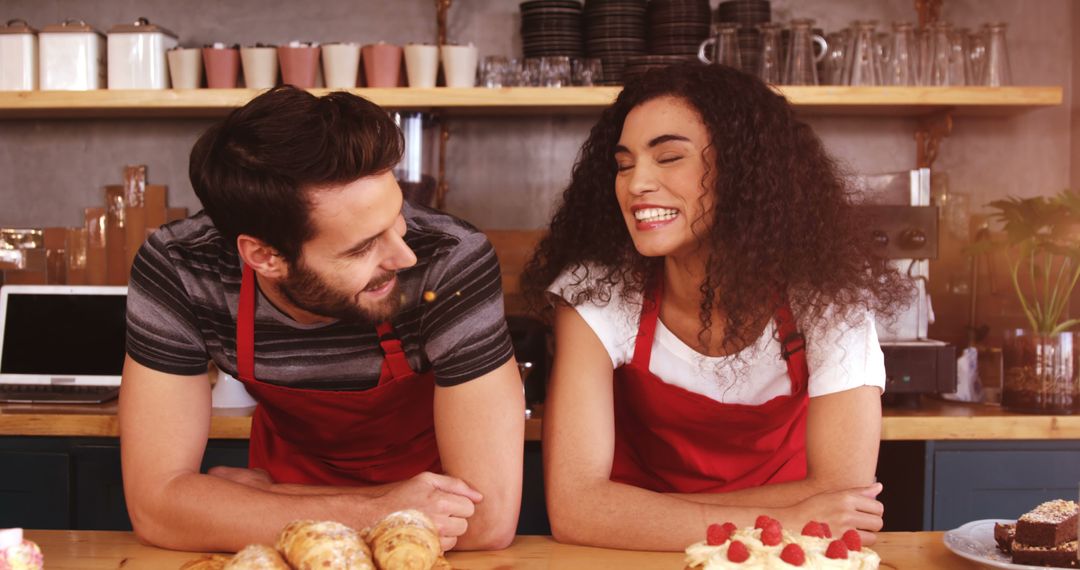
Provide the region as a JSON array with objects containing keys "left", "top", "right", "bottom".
[
  {"left": 234, "top": 264, "right": 440, "bottom": 486},
  {"left": 611, "top": 277, "right": 809, "bottom": 493}
]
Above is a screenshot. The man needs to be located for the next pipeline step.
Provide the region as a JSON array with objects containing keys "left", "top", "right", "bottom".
[{"left": 119, "top": 87, "right": 524, "bottom": 553}]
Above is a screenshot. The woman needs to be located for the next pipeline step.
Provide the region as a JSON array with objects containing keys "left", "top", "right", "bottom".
[{"left": 522, "top": 63, "right": 910, "bottom": 551}]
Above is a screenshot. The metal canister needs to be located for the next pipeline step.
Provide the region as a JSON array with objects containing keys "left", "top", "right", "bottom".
[
  {"left": 107, "top": 17, "right": 177, "bottom": 89},
  {"left": 39, "top": 20, "right": 106, "bottom": 90},
  {"left": 0, "top": 19, "right": 38, "bottom": 90}
]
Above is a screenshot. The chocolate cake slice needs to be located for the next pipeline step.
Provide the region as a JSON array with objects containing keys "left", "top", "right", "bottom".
[
  {"left": 1011, "top": 540, "right": 1079, "bottom": 568},
  {"left": 994, "top": 522, "right": 1015, "bottom": 554},
  {"left": 1015, "top": 500, "right": 1079, "bottom": 547}
]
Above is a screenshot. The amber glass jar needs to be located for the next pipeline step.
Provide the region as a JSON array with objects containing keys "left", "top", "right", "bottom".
[{"left": 1002, "top": 329, "right": 1080, "bottom": 414}]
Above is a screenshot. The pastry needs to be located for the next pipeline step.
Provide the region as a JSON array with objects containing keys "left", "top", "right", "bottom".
[
  {"left": 993, "top": 500, "right": 1080, "bottom": 568},
  {"left": 276, "top": 520, "right": 375, "bottom": 570},
  {"left": 365, "top": 510, "right": 445, "bottom": 570},
  {"left": 0, "top": 528, "right": 43, "bottom": 570},
  {"left": 179, "top": 554, "right": 232, "bottom": 570},
  {"left": 223, "top": 544, "right": 291, "bottom": 569}
]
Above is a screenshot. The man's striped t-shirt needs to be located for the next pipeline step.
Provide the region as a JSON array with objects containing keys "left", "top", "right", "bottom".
[{"left": 126, "top": 202, "right": 514, "bottom": 390}]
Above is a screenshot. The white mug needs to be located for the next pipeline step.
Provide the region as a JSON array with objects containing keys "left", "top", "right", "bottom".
[
  {"left": 166, "top": 47, "right": 202, "bottom": 89},
  {"left": 440, "top": 44, "right": 478, "bottom": 88},
  {"left": 322, "top": 42, "right": 361, "bottom": 88},
  {"left": 240, "top": 46, "right": 278, "bottom": 89},
  {"left": 404, "top": 43, "right": 439, "bottom": 88}
]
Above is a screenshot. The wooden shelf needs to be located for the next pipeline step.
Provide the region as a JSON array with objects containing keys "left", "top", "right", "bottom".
[
  {"left": 0, "top": 86, "right": 1062, "bottom": 119},
  {"left": 4, "top": 397, "right": 1079, "bottom": 441}
]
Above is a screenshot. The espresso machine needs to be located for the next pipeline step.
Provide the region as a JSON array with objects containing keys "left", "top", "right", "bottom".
[{"left": 855, "top": 168, "right": 956, "bottom": 408}]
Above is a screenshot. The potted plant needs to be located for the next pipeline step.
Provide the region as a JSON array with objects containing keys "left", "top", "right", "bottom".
[{"left": 970, "top": 189, "right": 1080, "bottom": 413}]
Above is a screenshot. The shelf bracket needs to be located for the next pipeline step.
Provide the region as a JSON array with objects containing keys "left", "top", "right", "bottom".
[
  {"left": 915, "top": 0, "right": 943, "bottom": 28},
  {"left": 436, "top": 119, "right": 450, "bottom": 210},
  {"left": 915, "top": 111, "right": 953, "bottom": 170},
  {"left": 436, "top": 0, "right": 452, "bottom": 46}
]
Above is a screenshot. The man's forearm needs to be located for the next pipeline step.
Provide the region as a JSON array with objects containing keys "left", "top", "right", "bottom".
[{"left": 130, "top": 472, "right": 387, "bottom": 552}]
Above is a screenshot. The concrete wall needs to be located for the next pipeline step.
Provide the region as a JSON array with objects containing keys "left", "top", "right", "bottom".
[{"left": 0, "top": 0, "right": 1072, "bottom": 232}]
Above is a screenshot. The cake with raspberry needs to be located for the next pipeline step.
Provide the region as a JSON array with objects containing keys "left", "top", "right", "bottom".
[
  {"left": 0, "top": 528, "right": 43, "bottom": 570},
  {"left": 684, "top": 516, "right": 880, "bottom": 569}
]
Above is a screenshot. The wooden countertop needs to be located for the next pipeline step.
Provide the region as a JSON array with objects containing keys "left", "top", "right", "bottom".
[
  {"left": 25, "top": 531, "right": 976, "bottom": 569},
  {"left": 3, "top": 396, "right": 1080, "bottom": 441}
]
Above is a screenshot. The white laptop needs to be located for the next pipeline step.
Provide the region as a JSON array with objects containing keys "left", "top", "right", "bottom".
[{"left": 0, "top": 285, "right": 127, "bottom": 403}]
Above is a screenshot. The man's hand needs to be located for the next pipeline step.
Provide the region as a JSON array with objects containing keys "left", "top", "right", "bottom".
[
  {"left": 207, "top": 466, "right": 274, "bottom": 490},
  {"left": 374, "top": 471, "right": 483, "bottom": 551}
]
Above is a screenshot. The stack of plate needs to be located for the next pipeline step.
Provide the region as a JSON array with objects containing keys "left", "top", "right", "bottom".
[
  {"left": 583, "top": 0, "right": 648, "bottom": 85},
  {"left": 645, "top": 0, "right": 712, "bottom": 58},
  {"left": 521, "top": 0, "right": 585, "bottom": 59},
  {"left": 622, "top": 54, "right": 697, "bottom": 80},
  {"left": 714, "top": 0, "right": 771, "bottom": 75}
]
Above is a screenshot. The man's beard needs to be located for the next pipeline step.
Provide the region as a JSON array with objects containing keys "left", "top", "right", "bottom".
[{"left": 278, "top": 257, "right": 402, "bottom": 323}]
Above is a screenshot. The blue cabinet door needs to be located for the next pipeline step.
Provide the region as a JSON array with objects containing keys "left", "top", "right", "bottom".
[
  {"left": 0, "top": 450, "right": 70, "bottom": 529},
  {"left": 929, "top": 440, "right": 1080, "bottom": 530}
]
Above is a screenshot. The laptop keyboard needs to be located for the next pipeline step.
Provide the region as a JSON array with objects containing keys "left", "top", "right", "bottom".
[{"left": 0, "top": 384, "right": 119, "bottom": 403}]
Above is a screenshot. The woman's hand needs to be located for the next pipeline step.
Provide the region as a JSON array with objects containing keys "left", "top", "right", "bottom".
[{"left": 791, "top": 483, "right": 884, "bottom": 545}]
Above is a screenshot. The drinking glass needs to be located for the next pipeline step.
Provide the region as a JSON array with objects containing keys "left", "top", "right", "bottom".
[
  {"left": 968, "top": 29, "right": 987, "bottom": 86},
  {"left": 885, "top": 22, "right": 917, "bottom": 86},
  {"left": 983, "top": 22, "right": 1012, "bottom": 86},
  {"left": 540, "top": 56, "right": 571, "bottom": 87},
  {"left": 480, "top": 55, "right": 509, "bottom": 88},
  {"left": 756, "top": 23, "right": 783, "bottom": 84},
  {"left": 928, "top": 21, "right": 960, "bottom": 86},
  {"left": 947, "top": 28, "right": 971, "bottom": 85},
  {"left": 698, "top": 23, "right": 742, "bottom": 69},
  {"left": 821, "top": 31, "right": 847, "bottom": 85},
  {"left": 572, "top": 58, "right": 602, "bottom": 86},
  {"left": 784, "top": 19, "right": 824, "bottom": 85},
  {"left": 847, "top": 21, "right": 881, "bottom": 86}
]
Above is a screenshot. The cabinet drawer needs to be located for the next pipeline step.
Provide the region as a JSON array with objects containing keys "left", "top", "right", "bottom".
[
  {"left": 0, "top": 451, "right": 70, "bottom": 529},
  {"left": 930, "top": 441, "right": 1080, "bottom": 530}
]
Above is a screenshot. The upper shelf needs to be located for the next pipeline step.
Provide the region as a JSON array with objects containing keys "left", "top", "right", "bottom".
[{"left": 0, "top": 86, "right": 1062, "bottom": 119}]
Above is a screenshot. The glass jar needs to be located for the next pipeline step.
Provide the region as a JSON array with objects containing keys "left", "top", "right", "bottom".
[{"left": 1002, "top": 330, "right": 1080, "bottom": 414}]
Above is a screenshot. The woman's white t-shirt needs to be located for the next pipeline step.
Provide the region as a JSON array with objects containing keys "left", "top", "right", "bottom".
[{"left": 549, "top": 268, "right": 886, "bottom": 405}]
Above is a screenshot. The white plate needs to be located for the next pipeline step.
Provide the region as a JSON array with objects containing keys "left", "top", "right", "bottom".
[{"left": 943, "top": 519, "right": 1076, "bottom": 569}]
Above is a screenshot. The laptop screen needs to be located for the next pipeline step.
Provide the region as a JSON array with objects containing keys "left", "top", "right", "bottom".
[{"left": 0, "top": 286, "right": 128, "bottom": 383}]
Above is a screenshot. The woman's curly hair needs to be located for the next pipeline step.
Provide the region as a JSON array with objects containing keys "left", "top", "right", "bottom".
[{"left": 522, "top": 63, "right": 912, "bottom": 350}]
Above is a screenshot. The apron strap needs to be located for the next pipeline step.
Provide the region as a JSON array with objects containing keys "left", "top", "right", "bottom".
[
  {"left": 237, "top": 264, "right": 257, "bottom": 382},
  {"left": 774, "top": 300, "right": 809, "bottom": 394},
  {"left": 376, "top": 321, "right": 415, "bottom": 383},
  {"left": 630, "top": 274, "right": 663, "bottom": 370}
]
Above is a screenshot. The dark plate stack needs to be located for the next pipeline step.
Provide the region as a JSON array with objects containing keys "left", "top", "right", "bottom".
[
  {"left": 714, "top": 0, "right": 771, "bottom": 75},
  {"left": 521, "top": 0, "right": 585, "bottom": 59},
  {"left": 645, "top": 0, "right": 712, "bottom": 58},
  {"left": 583, "top": 0, "right": 647, "bottom": 85},
  {"left": 622, "top": 54, "right": 697, "bottom": 81}
]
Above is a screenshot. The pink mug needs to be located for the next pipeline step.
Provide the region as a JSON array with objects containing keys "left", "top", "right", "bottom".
[
  {"left": 202, "top": 44, "right": 240, "bottom": 89},
  {"left": 362, "top": 42, "right": 403, "bottom": 88},
  {"left": 278, "top": 42, "right": 321, "bottom": 88}
]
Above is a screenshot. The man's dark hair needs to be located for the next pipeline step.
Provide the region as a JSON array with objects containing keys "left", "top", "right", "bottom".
[{"left": 189, "top": 86, "right": 404, "bottom": 263}]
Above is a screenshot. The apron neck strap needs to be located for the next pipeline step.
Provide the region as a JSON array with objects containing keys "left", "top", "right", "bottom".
[
  {"left": 237, "top": 263, "right": 257, "bottom": 382},
  {"left": 773, "top": 296, "right": 808, "bottom": 393},
  {"left": 630, "top": 274, "right": 663, "bottom": 369}
]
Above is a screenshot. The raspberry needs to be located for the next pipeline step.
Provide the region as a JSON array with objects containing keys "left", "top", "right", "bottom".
[
  {"left": 707, "top": 523, "right": 731, "bottom": 545},
  {"left": 800, "top": 521, "right": 826, "bottom": 538},
  {"left": 722, "top": 522, "right": 738, "bottom": 535},
  {"left": 842, "top": 529, "right": 862, "bottom": 551},
  {"left": 780, "top": 543, "right": 806, "bottom": 566},
  {"left": 825, "top": 539, "right": 849, "bottom": 559},
  {"left": 727, "top": 540, "right": 750, "bottom": 563},
  {"left": 754, "top": 515, "right": 775, "bottom": 529},
  {"left": 821, "top": 522, "right": 833, "bottom": 538},
  {"left": 760, "top": 524, "right": 782, "bottom": 546}
]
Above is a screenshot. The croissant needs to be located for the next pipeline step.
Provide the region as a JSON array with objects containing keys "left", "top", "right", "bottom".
[
  {"left": 222, "top": 544, "right": 291, "bottom": 569},
  {"left": 365, "top": 510, "right": 444, "bottom": 570},
  {"left": 179, "top": 554, "right": 231, "bottom": 570},
  {"left": 276, "top": 520, "right": 375, "bottom": 570}
]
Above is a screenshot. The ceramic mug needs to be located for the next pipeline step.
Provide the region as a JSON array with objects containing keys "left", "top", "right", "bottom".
[
  {"left": 441, "top": 44, "right": 478, "bottom": 87},
  {"left": 166, "top": 47, "right": 202, "bottom": 89},
  {"left": 403, "top": 43, "right": 439, "bottom": 88},
  {"left": 322, "top": 42, "right": 361, "bottom": 88},
  {"left": 240, "top": 45, "right": 278, "bottom": 89},
  {"left": 278, "top": 42, "right": 321, "bottom": 88},
  {"left": 202, "top": 44, "right": 240, "bottom": 89},
  {"left": 362, "top": 42, "right": 402, "bottom": 88}
]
